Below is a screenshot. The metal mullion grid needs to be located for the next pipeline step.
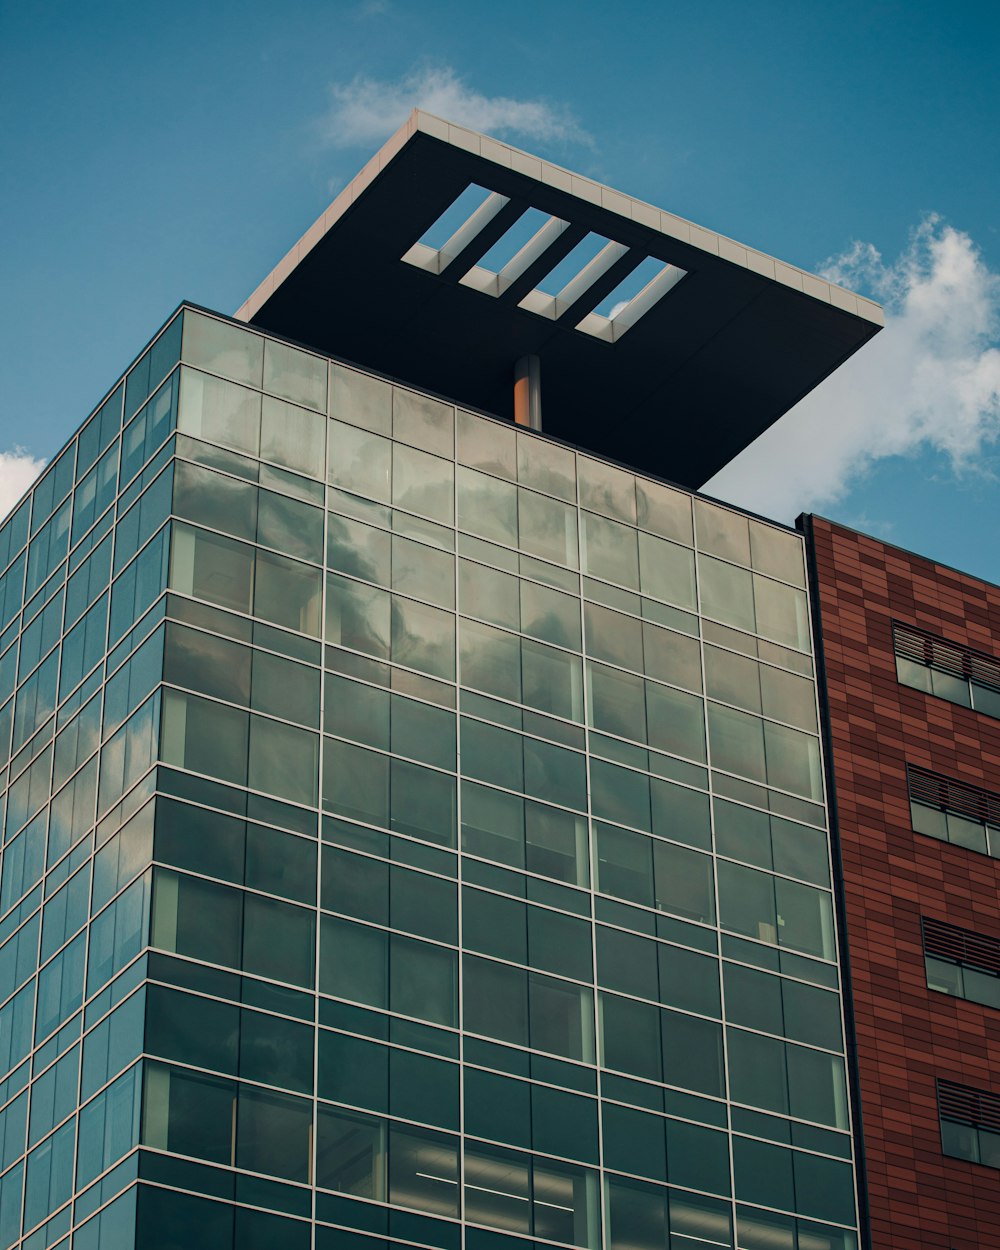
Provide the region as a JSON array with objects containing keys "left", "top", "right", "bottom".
[
  {"left": 566, "top": 447, "right": 609, "bottom": 1250},
  {"left": 685, "top": 497, "right": 741, "bottom": 1250},
  {"left": 451, "top": 451, "right": 818, "bottom": 677},
  {"left": 701, "top": 681, "right": 823, "bottom": 746},
  {"left": 161, "top": 678, "right": 320, "bottom": 750},
  {"left": 311, "top": 391, "right": 334, "bottom": 1239},
  {"left": 457, "top": 604, "right": 582, "bottom": 667},
  {"left": 116, "top": 366, "right": 182, "bottom": 502},
  {"left": 692, "top": 507, "right": 858, "bottom": 1241},
  {"left": 22, "top": 522, "right": 70, "bottom": 623},
  {"left": 587, "top": 781, "right": 834, "bottom": 926},
  {"left": 174, "top": 440, "right": 325, "bottom": 537},
  {"left": 132, "top": 1162, "right": 313, "bottom": 1231},
  {"left": 60, "top": 530, "right": 113, "bottom": 645},
  {"left": 17, "top": 1044, "right": 144, "bottom": 1243},
  {"left": 154, "top": 762, "right": 319, "bottom": 856},
  {"left": 165, "top": 583, "right": 320, "bottom": 663},
  {"left": 0, "top": 845, "right": 92, "bottom": 1010},
  {"left": 601, "top": 1138, "right": 856, "bottom": 1240},
  {"left": 41, "top": 723, "right": 140, "bottom": 896},
  {"left": 68, "top": 586, "right": 166, "bottom": 725},
  {"left": 323, "top": 644, "right": 455, "bottom": 717},
  {"left": 444, "top": 412, "right": 465, "bottom": 1247},
  {"left": 0, "top": 544, "right": 28, "bottom": 634},
  {"left": 0, "top": 909, "right": 42, "bottom": 1020},
  {"left": 102, "top": 507, "right": 171, "bottom": 653},
  {"left": 153, "top": 785, "right": 316, "bottom": 857},
  {"left": 65, "top": 513, "right": 114, "bottom": 604},
  {"left": 789, "top": 539, "right": 857, "bottom": 1161},
  {"left": 167, "top": 506, "right": 323, "bottom": 587},
  {"left": 320, "top": 720, "right": 452, "bottom": 785},
  {"left": 457, "top": 840, "right": 590, "bottom": 916},
  {"left": 579, "top": 617, "right": 827, "bottom": 823},
  {"left": 595, "top": 954, "right": 845, "bottom": 1064},
  {"left": 434, "top": 861, "right": 586, "bottom": 932},
  {"left": 5, "top": 714, "right": 56, "bottom": 806},
  {"left": 2, "top": 444, "right": 103, "bottom": 1245},
  {"left": 114, "top": 455, "right": 175, "bottom": 572},
  {"left": 8, "top": 649, "right": 61, "bottom": 788},
  {"left": 454, "top": 707, "right": 583, "bottom": 779},
  {"left": 66, "top": 444, "right": 123, "bottom": 574},
  {"left": 0, "top": 512, "right": 29, "bottom": 587},
  {"left": 15, "top": 582, "right": 65, "bottom": 680},
  {"left": 63, "top": 395, "right": 126, "bottom": 1241},
  {"left": 4, "top": 323, "right": 174, "bottom": 1240},
  {"left": 102, "top": 606, "right": 168, "bottom": 714},
  {"left": 707, "top": 750, "right": 826, "bottom": 830},
  {"left": 459, "top": 425, "right": 585, "bottom": 1242},
  {"left": 139, "top": 1050, "right": 312, "bottom": 1124},
  {"left": 60, "top": 1147, "right": 139, "bottom": 1245},
  {"left": 179, "top": 315, "right": 331, "bottom": 419},
  {"left": 180, "top": 447, "right": 325, "bottom": 532},
  {"left": 151, "top": 863, "right": 315, "bottom": 954},
  {"left": 326, "top": 552, "right": 454, "bottom": 624}
]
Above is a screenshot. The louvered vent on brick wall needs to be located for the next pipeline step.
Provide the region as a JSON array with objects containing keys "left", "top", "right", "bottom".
[
  {"left": 893, "top": 622, "right": 1000, "bottom": 693},
  {"left": 908, "top": 765, "right": 1000, "bottom": 826},
  {"left": 939, "top": 1079, "right": 1000, "bottom": 1132},
  {"left": 922, "top": 917, "right": 1000, "bottom": 978}
]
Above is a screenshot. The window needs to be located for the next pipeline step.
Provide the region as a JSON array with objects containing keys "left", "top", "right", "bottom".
[
  {"left": 894, "top": 622, "right": 1000, "bottom": 719},
  {"left": 923, "top": 916, "right": 1000, "bottom": 1009},
  {"left": 938, "top": 1079, "right": 1000, "bottom": 1167},
  {"left": 908, "top": 764, "right": 1000, "bottom": 859}
]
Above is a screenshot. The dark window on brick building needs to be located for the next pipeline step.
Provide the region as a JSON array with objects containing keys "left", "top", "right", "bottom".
[
  {"left": 894, "top": 622, "right": 1000, "bottom": 719},
  {"left": 938, "top": 1080, "right": 1000, "bottom": 1167},
  {"left": 922, "top": 917, "right": 1000, "bottom": 1009},
  {"left": 908, "top": 765, "right": 1000, "bottom": 859}
]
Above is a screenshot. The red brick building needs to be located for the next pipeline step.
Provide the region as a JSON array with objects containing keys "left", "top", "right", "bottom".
[{"left": 804, "top": 514, "right": 1000, "bottom": 1250}]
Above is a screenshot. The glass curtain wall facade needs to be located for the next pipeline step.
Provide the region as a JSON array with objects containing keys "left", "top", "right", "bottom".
[{"left": 0, "top": 307, "right": 859, "bottom": 1250}]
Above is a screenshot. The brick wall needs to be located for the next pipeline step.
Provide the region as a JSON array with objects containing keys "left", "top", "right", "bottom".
[{"left": 806, "top": 516, "right": 1000, "bottom": 1250}]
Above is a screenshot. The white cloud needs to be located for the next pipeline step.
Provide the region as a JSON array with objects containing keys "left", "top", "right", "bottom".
[
  {"left": 704, "top": 216, "right": 1000, "bottom": 521},
  {"left": 0, "top": 450, "right": 45, "bottom": 520},
  {"left": 320, "top": 65, "right": 590, "bottom": 150}
]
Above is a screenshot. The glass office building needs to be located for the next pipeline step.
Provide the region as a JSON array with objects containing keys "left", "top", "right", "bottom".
[
  {"left": 0, "top": 305, "right": 858, "bottom": 1250},
  {"left": 0, "top": 114, "right": 886, "bottom": 1249}
]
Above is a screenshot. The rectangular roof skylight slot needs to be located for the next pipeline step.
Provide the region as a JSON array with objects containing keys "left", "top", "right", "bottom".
[
  {"left": 591, "top": 256, "right": 670, "bottom": 318},
  {"left": 576, "top": 259, "right": 687, "bottom": 342},
  {"left": 417, "top": 184, "right": 493, "bottom": 250},
  {"left": 475, "top": 208, "right": 551, "bottom": 274},
  {"left": 518, "top": 233, "right": 632, "bottom": 321},
  {"left": 532, "top": 232, "right": 615, "bottom": 296},
  {"left": 402, "top": 183, "right": 510, "bottom": 275},
  {"left": 460, "top": 213, "right": 570, "bottom": 297},
  {"left": 400, "top": 181, "right": 685, "bottom": 342}
]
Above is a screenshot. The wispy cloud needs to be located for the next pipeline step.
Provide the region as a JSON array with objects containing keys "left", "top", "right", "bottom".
[
  {"left": 0, "top": 450, "right": 45, "bottom": 520},
  {"left": 320, "top": 65, "right": 590, "bottom": 150},
  {"left": 704, "top": 216, "right": 1000, "bottom": 521}
]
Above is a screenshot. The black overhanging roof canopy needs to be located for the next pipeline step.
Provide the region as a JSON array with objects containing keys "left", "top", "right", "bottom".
[{"left": 237, "top": 112, "right": 883, "bottom": 490}]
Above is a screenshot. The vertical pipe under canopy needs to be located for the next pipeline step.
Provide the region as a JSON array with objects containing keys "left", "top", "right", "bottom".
[{"left": 514, "top": 355, "right": 542, "bottom": 431}]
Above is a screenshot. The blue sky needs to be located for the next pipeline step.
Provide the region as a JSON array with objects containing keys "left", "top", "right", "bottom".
[{"left": 2, "top": 0, "right": 999, "bottom": 579}]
